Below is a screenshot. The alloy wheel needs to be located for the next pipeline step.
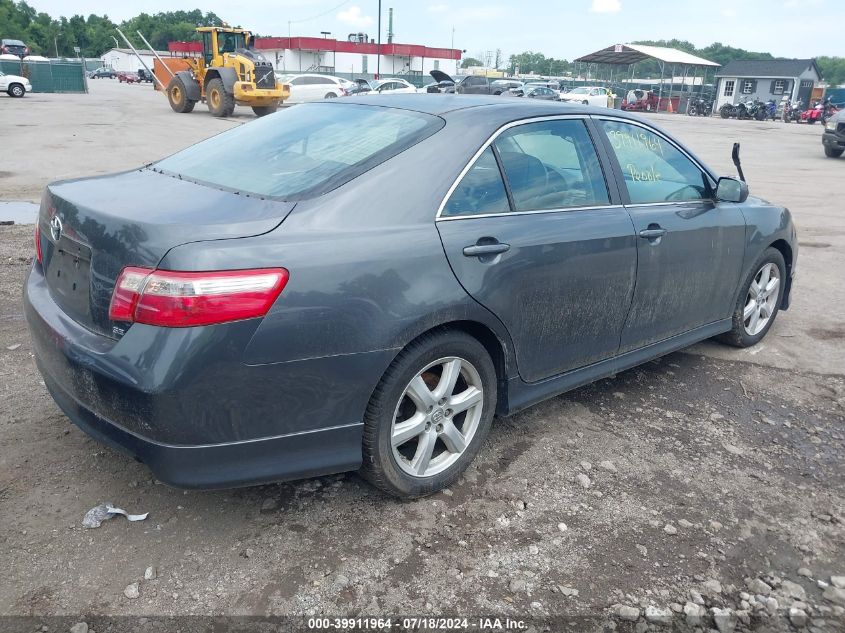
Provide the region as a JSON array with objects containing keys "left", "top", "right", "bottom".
[
  {"left": 743, "top": 263, "right": 781, "bottom": 336},
  {"left": 391, "top": 356, "right": 484, "bottom": 478}
]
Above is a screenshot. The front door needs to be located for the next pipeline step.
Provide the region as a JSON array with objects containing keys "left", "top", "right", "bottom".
[
  {"left": 797, "top": 79, "right": 814, "bottom": 106},
  {"left": 595, "top": 118, "right": 747, "bottom": 352},
  {"left": 436, "top": 117, "right": 637, "bottom": 383},
  {"left": 717, "top": 78, "right": 737, "bottom": 109}
]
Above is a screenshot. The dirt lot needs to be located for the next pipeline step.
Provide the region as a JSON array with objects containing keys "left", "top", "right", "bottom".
[{"left": 1, "top": 81, "right": 844, "bottom": 631}]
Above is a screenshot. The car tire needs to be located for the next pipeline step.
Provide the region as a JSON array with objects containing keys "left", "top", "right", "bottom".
[
  {"left": 8, "top": 83, "right": 25, "bottom": 98},
  {"left": 360, "top": 329, "right": 497, "bottom": 498},
  {"left": 324, "top": 92, "right": 337, "bottom": 99},
  {"left": 206, "top": 78, "right": 234, "bottom": 117},
  {"left": 824, "top": 146, "right": 844, "bottom": 158},
  {"left": 582, "top": 100, "right": 589, "bottom": 105},
  {"left": 718, "top": 247, "right": 786, "bottom": 348}
]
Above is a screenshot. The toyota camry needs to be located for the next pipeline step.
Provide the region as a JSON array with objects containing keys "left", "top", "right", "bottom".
[{"left": 25, "top": 95, "right": 797, "bottom": 498}]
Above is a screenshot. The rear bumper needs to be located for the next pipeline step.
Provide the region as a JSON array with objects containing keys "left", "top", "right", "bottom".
[
  {"left": 41, "top": 367, "right": 363, "bottom": 488},
  {"left": 23, "top": 264, "right": 393, "bottom": 488}
]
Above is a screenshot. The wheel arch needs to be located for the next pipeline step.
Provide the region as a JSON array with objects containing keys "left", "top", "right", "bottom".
[
  {"left": 174, "top": 70, "right": 200, "bottom": 101},
  {"left": 382, "top": 319, "right": 514, "bottom": 416},
  {"left": 769, "top": 238, "right": 794, "bottom": 309},
  {"left": 204, "top": 67, "right": 237, "bottom": 94}
]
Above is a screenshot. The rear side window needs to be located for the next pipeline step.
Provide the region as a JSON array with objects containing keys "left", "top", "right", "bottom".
[
  {"left": 154, "top": 103, "right": 442, "bottom": 200},
  {"left": 494, "top": 120, "right": 609, "bottom": 211},
  {"left": 599, "top": 120, "right": 711, "bottom": 204},
  {"left": 442, "top": 147, "right": 509, "bottom": 217}
]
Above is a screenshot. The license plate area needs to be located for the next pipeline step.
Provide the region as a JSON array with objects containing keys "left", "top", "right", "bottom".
[{"left": 45, "top": 237, "right": 92, "bottom": 320}]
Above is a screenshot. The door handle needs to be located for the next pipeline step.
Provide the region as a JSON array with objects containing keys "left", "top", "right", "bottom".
[
  {"left": 463, "top": 243, "right": 511, "bottom": 257},
  {"left": 638, "top": 227, "right": 667, "bottom": 240}
]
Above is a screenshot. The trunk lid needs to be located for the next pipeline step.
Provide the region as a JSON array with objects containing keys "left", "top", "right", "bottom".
[{"left": 39, "top": 168, "right": 294, "bottom": 338}]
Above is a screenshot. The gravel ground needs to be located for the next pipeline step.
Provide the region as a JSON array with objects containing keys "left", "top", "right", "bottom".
[{"left": 0, "top": 82, "right": 844, "bottom": 631}]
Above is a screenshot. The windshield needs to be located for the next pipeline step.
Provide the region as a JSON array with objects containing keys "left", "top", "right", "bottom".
[
  {"left": 569, "top": 88, "right": 589, "bottom": 94},
  {"left": 154, "top": 103, "right": 443, "bottom": 200},
  {"left": 218, "top": 32, "right": 246, "bottom": 54}
]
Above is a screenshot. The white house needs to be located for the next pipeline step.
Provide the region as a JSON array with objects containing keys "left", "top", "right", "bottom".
[
  {"left": 100, "top": 48, "right": 168, "bottom": 73},
  {"left": 715, "top": 59, "right": 821, "bottom": 109}
]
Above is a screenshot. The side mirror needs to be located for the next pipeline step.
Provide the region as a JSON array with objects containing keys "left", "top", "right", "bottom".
[{"left": 716, "top": 177, "right": 749, "bottom": 203}]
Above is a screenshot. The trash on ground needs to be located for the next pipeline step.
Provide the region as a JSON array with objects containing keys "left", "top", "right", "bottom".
[{"left": 82, "top": 502, "right": 149, "bottom": 528}]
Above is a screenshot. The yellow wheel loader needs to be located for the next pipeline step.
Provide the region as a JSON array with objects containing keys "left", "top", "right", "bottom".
[{"left": 165, "top": 26, "right": 289, "bottom": 117}]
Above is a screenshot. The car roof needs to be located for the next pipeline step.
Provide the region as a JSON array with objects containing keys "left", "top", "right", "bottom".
[{"left": 338, "top": 93, "right": 633, "bottom": 119}]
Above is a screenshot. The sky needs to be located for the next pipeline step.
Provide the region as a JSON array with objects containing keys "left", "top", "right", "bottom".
[{"left": 25, "top": 0, "right": 844, "bottom": 60}]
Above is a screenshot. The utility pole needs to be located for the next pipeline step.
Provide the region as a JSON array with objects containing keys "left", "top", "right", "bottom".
[
  {"left": 376, "top": 0, "right": 381, "bottom": 79},
  {"left": 451, "top": 26, "right": 456, "bottom": 74}
]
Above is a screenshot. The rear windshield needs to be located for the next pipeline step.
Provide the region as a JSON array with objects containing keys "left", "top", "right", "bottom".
[{"left": 153, "top": 103, "right": 442, "bottom": 200}]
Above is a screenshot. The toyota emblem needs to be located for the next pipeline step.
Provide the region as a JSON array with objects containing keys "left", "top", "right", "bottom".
[{"left": 49, "top": 215, "right": 63, "bottom": 242}]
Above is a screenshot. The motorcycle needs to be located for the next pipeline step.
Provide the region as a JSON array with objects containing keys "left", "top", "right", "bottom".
[
  {"left": 744, "top": 97, "right": 764, "bottom": 121},
  {"left": 720, "top": 101, "right": 747, "bottom": 119},
  {"left": 687, "top": 96, "right": 712, "bottom": 116},
  {"left": 759, "top": 99, "right": 777, "bottom": 121},
  {"left": 801, "top": 98, "right": 839, "bottom": 125},
  {"left": 781, "top": 100, "right": 803, "bottom": 123}
]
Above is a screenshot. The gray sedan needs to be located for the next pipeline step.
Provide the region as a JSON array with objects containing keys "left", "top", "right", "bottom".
[{"left": 25, "top": 95, "right": 797, "bottom": 498}]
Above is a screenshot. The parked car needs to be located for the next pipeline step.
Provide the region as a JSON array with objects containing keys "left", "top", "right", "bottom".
[
  {"left": 559, "top": 86, "right": 613, "bottom": 108},
  {"left": 25, "top": 96, "right": 797, "bottom": 498},
  {"left": 430, "top": 70, "right": 496, "bottom": 95},
  {"left": 274, "top": 73, "right": 354, "bottom": 103},
  {"left": 426, "top": 78, "right": 456, "bottom": 93},
  {"left": 347, "top": 78, "right": 373, "bottom": 94},
  {"left": 622, "top": 89, "right": 659, "bottom": 112},
  {"left": 117, "top": 72, "right": 139, "bottom": 84},
  {"left": 368, "top": 78, "right": 418, "bottom": 94},
  {"left": 89, "top": 68, "right": 116, "bottom": 79},
  {"left": 0, "top": 69, "right": 31, "bottom": 97},
  {"left": 822, "top": 109, "right": 845, "bottom": 158},
  {"left": 517, "top": 85, "right": 560, "bottom": 100},
  {"left": 138, "top": 69, "right": 154, "bottom": 83},
  {"left": 1, "top": 38, "right": 29, "bottom": 58},
  {"left": 490, "top": 79, "right": 523, "bottom": 95}
]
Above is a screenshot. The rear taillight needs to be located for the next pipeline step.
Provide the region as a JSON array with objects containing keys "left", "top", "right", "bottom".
[
  {"left": 109, "top": 267, "right": 288, "bottom": 327},
  {"left": 35, "top": 225, "right": 43, "bottom": 264}
]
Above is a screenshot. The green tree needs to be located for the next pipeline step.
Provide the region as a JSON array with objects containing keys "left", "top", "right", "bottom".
[{"left": 460, "top": 57, "right": 483, "bottom": 68}]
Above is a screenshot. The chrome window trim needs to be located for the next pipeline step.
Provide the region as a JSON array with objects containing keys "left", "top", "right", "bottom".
[
  {"left": 435, "top": 114, "right": 615, "bottom": 221},
  {"left": 437, "top": 204, "right": 626, "bottom": 222}
]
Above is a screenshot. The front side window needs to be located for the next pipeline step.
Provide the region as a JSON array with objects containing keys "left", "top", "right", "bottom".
[
  {"left": 723, "top": 80, "right": 735, "bottom": 96},
  {"left": 442, "top": 147, "right": 509, "bottom": 217},
  {"left": 155, "top": 103, "right": 442, "bottom": 200},
  {"left": 494, "top": 119, "right": 609, "bottom": 212},
  {"left": 599, "top": 120, "right": 711, "bottom": 204}
]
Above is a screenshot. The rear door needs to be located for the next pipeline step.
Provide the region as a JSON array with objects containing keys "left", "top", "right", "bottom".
[
  {"left": 436, "top": 116, "right": 638, "bottom": 383},
  {"left": 594, "top": 117, "right": 747, "bottom": 352}
]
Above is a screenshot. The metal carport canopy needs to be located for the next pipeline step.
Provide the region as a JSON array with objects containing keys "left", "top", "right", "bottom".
[{"left": 575, "top": 44, "right": 720, "bottom": 67}]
